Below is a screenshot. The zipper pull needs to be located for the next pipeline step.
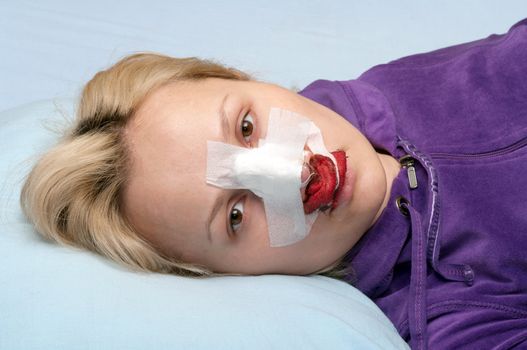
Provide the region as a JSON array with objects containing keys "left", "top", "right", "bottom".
[{"left": 399, "top": 155, "right": 418, "bottom": 189}]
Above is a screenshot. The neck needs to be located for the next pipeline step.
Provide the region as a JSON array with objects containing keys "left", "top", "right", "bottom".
[{"left": 371, "top": 153, "right": 402, "bottom": 225}]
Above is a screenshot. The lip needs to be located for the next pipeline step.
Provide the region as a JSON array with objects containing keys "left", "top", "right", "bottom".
[{"left": 331, "top": 153, "right": 354, "bottom": 213}]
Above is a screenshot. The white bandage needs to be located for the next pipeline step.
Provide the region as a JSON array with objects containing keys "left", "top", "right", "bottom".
[{"left": 206, "top": 107, "right": 337, "bottom": 247}]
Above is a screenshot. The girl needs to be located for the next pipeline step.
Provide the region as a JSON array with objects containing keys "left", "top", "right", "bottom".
[{"left": 21, "top": 18, "right": 527, "bottom": 349}]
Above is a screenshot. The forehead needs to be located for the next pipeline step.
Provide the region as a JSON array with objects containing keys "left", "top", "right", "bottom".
[{"left": 121, "top": 80, "right": 229, "bottom": 252}]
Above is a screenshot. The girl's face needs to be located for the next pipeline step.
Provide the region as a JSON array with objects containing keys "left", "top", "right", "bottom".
[{"left": 122, "top": 78, "right": 400, "bottom": 275}]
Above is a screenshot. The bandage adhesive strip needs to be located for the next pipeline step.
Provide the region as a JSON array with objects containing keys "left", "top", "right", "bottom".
[{"left": 206, "top": 107, "right": 338, "bottom": 247}]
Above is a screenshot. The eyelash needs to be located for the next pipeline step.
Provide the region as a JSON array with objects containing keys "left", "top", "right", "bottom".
[{"left": 240, "top": 112, "right": 255, "bottom": 145}]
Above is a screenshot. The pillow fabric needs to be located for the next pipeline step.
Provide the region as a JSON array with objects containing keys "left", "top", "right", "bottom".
[{"left": 0, "top": 99, "right": 409, "bottom": 350}]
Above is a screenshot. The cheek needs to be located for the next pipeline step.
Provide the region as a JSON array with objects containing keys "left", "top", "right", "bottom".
[
  {"left": 298, "top": 101, "right": 357, "bottom": 143},
  {"left": 318, "top": 116, "right": 351, "bottom": 138}
]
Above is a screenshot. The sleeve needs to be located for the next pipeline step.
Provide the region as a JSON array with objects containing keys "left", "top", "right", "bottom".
[{"left": 354, "top": 17, "right": 527, "bottom": 154}]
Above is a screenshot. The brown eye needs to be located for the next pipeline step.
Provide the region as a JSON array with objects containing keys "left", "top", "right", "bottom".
[
  {"left": 241, "top": 114, "right": 254, "bottom": 142},
  {"left": 230, "top": 201, "right": 244, "bottom": 232}
]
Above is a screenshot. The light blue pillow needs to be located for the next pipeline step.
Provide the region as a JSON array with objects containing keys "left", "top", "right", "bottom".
[{"left": 0, "top": 99, "right": 409, "bottom": 350}]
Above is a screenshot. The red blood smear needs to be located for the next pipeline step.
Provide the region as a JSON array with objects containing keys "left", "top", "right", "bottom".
[{"left": 303, "top": 151, "right": 347, "bottom": 214}]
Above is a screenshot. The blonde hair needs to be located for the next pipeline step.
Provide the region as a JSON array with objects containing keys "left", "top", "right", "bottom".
[{"left": 20, "top": 52, "right": 353, "bottom": 281}]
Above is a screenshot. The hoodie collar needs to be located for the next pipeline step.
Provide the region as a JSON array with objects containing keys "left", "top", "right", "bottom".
[{"left": 334, "top": 79, "right": 416, "bottom": 294}]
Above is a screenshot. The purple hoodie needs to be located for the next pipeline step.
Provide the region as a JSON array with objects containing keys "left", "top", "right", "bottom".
[{"left": 299, "top": 18, "right": 527, "bottom": 350}]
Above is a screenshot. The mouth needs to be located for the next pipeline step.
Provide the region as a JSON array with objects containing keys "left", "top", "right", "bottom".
[{"left": 303, "top": 150, "right": 347, "bottom": 214}]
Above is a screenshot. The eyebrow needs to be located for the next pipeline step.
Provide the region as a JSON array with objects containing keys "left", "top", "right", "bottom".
[
  {"left": 206, "top": 196, "right": 224, "bottom": 244},
  {"left": 220, "top": 93, "right": 230, "bottom": 142},
  {"left": 205, "top": 93, "right": 230, "bottom": 243}
]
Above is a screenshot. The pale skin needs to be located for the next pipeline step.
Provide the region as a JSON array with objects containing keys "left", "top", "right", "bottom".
[{"left": 122, "top": 78, "right": 401, "bottom": 275}]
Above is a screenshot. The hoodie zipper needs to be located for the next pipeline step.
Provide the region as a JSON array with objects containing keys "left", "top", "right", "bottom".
[
  {"left": 428, "top": 136, "right": 527, "bottom": 160},
  {"left": 399, "top": 155, "right": 419, "bottom": 189}
]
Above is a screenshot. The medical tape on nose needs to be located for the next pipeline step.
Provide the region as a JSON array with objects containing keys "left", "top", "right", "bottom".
[{"left": 206, "top": 107, "right": 338, "bottom": 247}]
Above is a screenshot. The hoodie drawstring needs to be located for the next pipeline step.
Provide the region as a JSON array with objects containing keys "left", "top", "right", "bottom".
[
  {"left": 398, "top": 138, "right": 475, "bottom": 287},
  {"left": 399, "top": 199, "right": 428, "bottom": 350}
]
